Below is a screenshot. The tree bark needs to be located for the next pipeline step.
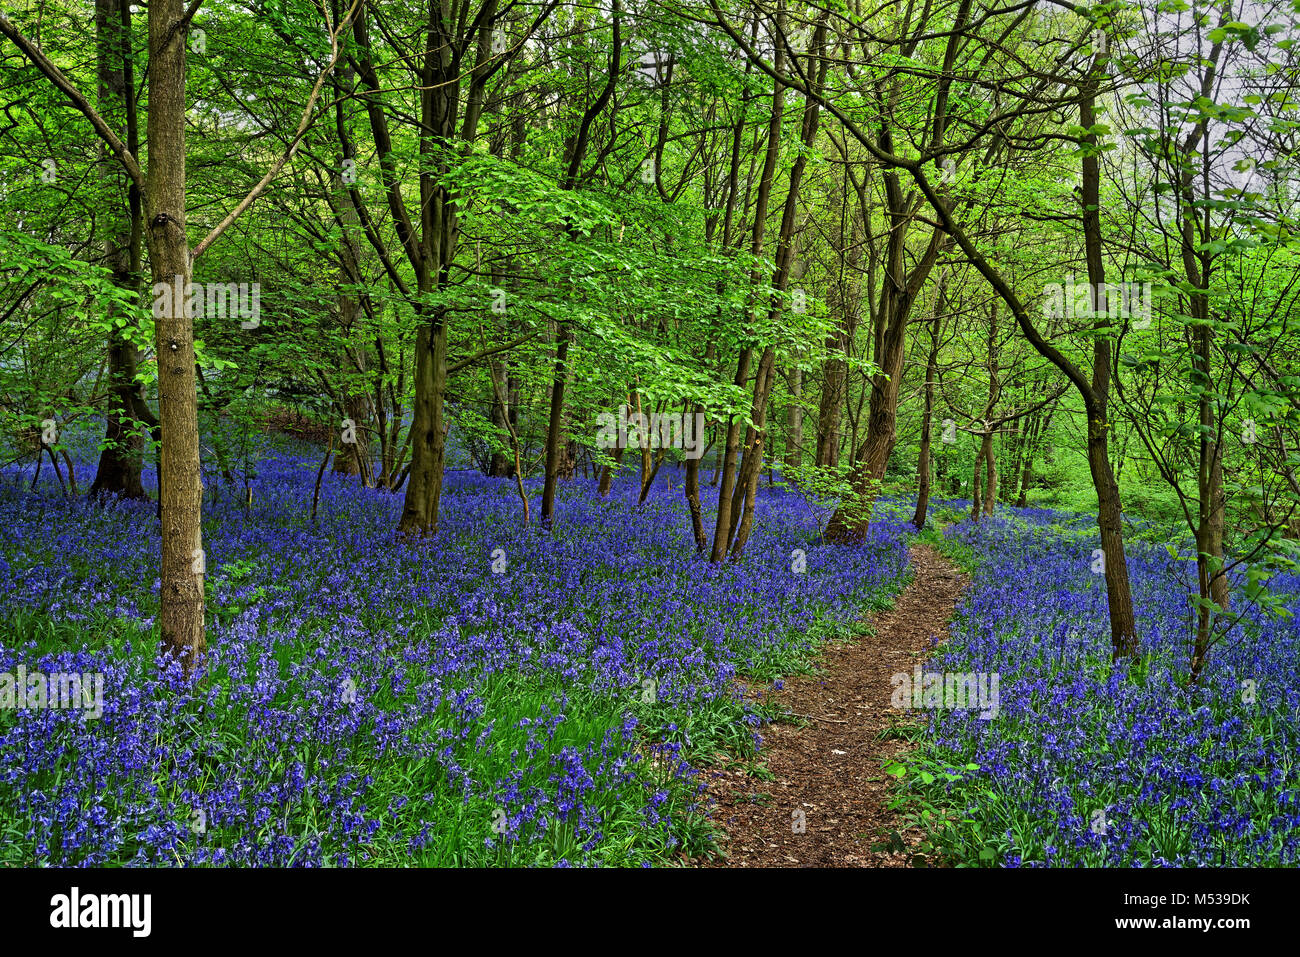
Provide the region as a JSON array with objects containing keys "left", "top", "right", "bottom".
[
  {"left": 90, "top": 0, "right": 152, "bottom": 500},
  {"left": 1015, "top": 410, "right": 1042, "bottom": 507},
  {"left": 984, "top": 429, "right": 997, "bottom": 516},
  {"left": 785, "top": 365, "right": 802, "bottom": 473},
  {"left": 1079, "top": 77, "right": 1137, "bottom": 659},
  {"left": 710, "top": 10, "right": 785, "bottom": 562},
  {"left": 147, "top": 0, "right": 205, "bottom": 668},
  {"left": 539, "top": 322, "right": 571, "bottom": 524},
  {"left": 375, "top": 0, "right": 499, "bottom": 534},
  {"left": 912, "top": 278, "right": 944, "bottom": 528},
  {"left": 719, "top": 11, "right": 827, "bottom": 558},
  {"left": 487, "top": 356, "right": 512, "bottom": 477},
  {"left": 822, "top": 204, "right": 946, "bottom": 542},
  {"left": 331, "top": 122, "right": 370, "bottom": 480}
]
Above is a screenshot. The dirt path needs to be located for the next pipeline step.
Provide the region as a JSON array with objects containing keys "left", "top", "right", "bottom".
[{"left": 698, "top": 542, "right": 968, "bottom": 867}]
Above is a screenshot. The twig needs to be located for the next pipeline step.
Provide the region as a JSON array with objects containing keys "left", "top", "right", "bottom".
[
  {"left": 782, "top": 711, "right": 849, "bottom": 724},
  {"left": 310, "top": 431, "right": 336, "bottom": 522}
]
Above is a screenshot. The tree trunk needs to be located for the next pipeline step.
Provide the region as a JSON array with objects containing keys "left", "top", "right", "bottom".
[
  {"left": 1088, "top": 411, "right": 1137, "bottom": 658},
  {"left": 912, "top": 275, "right": 944, "bottom": 528},
  {"left": 91, "top": 0, "right": 151, "bottom": 500},
  {"left": 539, "top": 323, "right": 571, "bottom": 525},
  {"left": 815, "top": 163, "right": 863, "bottom": 470},
  {"left": 1015, "top": 412, "right": 1041, "bottom": 507},
  {"left": 980, "top": 303, "right": 1000, "bottom": 517},
  {"left": 720, "top": 13, "right": 828, "bottom": 558},
  {"left": 332, "top": 141, "right": 369, "bottom": 479},
  {"left": 147, "top": 0, "right": 204, "bottom": 668},
  {"left": 822, "top": 182, "right": 947, "bottom": 542},
  {"left": 488, "top": 357, "right": 512, "bottom": 477},
  {"left": 785, "top": 365, "right": 802, "bottom": 474},
  {"left": 1077, "top": 83, "right": 1137, "bottom": 660},
  {"left": 710, "top": 349, "right": 753, "bottom": 561},
  {"left": 540, "top": 1, "right": 621, "bottom": 524},
  {"left": 399, "top": 310, "right": 447, "bottom": 535},
  {"left": 377, "top": 1, "right": 496, "bottom": 533},
  {"left": 711, "top": 14, "right": 785, "bottom": 562},
  {"left": 729, "top": 352, "right": 777, "bottom": 557},
  {"left": 984, "top": 429, "right": 997, "bottom": 516},
  {"left": 684, "top": 340, "right": 716, "bottom": 549}
]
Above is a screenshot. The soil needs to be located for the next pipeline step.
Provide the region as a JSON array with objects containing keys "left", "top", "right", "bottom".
[{"left": 696, "top": 542, "right": 969, "bottom": 867}]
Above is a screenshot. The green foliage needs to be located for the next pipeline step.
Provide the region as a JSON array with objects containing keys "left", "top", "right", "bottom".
[{"left": 777, "top": 460, "right": 877, "bottom": 539}]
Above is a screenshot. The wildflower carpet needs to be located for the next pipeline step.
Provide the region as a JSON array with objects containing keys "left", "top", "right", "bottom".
[
  {"left": 3, "top": 448, "right": 1297, "bottom": 868},
  {"left": 0, "top": 454, "right": 912, "bottom": 866}
]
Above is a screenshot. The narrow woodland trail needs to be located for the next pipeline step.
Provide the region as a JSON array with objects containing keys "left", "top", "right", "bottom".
[{"left": 699, "top": 543, "right": 968, "bottom": 867}]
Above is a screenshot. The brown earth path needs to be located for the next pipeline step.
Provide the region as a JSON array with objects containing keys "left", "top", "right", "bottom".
[{"left": 696, "top": 542, "right": 968, "bottom": 867}]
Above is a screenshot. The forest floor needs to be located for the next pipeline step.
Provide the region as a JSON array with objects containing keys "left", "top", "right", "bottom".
[{"left": 697, "top": 543, "right": 968, "bottom": 867}]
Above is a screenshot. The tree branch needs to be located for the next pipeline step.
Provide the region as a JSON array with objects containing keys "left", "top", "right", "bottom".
[
  {"left": 0, "top": 11, "right": 144, "bottom": 189},
  {"left": 191, "top": 0, "right": 362, "bottom": 259},
  {"left": 447, "top": 329, "right": 540, "bottom": 375}
]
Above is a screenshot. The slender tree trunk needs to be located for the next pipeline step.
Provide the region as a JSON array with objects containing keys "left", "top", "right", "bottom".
[
  {"left": 928, "top": 58, "right": 1137, "bottom": 658},
  {"left": 541, "top": 1, "right": 621, "bottom": 525},
  {"left": 1184, "top": 194, "right": 1229, "bottom": 682},
  {"left": 1079, "top": 79, "right": 1138, "bottom": 660},
  {"left": 148, "top": 0, "right": 204, "bottom": 668},
  {"left": 912, "top": 275, "right": 944, "bottom": 527},
  {"left": 539, "top": 322, "right": 571, "bottom": 525},
  {"left": 822, "top": 193, "right": 947, "bottom": 542},
  {"left": 1191, "top": 324, "right": 1228, "bottom": 682},
  {"left": 1088, "top": 413, "right": 1137, "bottom": 658},
  {"left": 91, "top": 0, "right": 152, "bottom": 499},
  {"left": 386, "top": 1, "right": 495, "bottom": 534},
  {"left": 815, "top": 170, "right": 861, "bottom": 469},
  {"left": 711, "top": 16, "right": 784, "bottom": 562},
  {"left": 785, "top": 366, "right": 802, "bottom": 474},
  {"left": 399, "top": 301, "right": 448, "bottom": 535},
  {"left": 684, "top": 344, "right": 715, "bottom": 550},
  {"left": 1015, "top": 411, "right": 1042, "bottom": 507},
  {"left": 636, "top": 391, "right": 653, "bottom": 499},
  {"left": 332, "top": 140, "right": 369, "bottom": 479},
  {"left": 981, "top": 303, "right": 1000, "bottom": 517},
  {"left": 488, "top": 356, "right": 511, "bottom": 477},
  {"left": 723, "top": 13, "right": 828, "bottom": 558},
  {"left": 984, "top": 429, "right": 997, "bottom": 516},
  {"left": 729, "top": 351, "right": 777, "bottom": 556},
  {"left": 710, "top": 349, "right": 753, "bottom": 561}
]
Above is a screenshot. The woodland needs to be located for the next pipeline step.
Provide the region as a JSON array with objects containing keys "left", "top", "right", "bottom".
[{"left": 0, "top": 0, "right": 1297, "bottom": 867}]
